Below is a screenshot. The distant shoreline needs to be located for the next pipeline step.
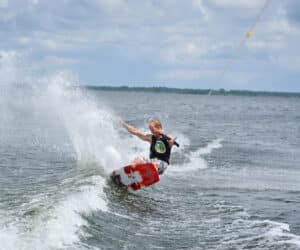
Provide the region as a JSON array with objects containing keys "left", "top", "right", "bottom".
[{"left": 83, "top": 85, "right": 300, "bottom": 98}]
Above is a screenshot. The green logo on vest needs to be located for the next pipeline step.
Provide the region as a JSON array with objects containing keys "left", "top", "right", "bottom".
[{"left": 155, "top": 140, "right": 166, "bottom": 154}]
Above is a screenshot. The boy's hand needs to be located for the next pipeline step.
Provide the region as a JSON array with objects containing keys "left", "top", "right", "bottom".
[{"left": 166, "top": 134, "right": 180, "bottom": 147}]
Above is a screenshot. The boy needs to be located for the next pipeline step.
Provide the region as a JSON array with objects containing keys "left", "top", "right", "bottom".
[{"left": 119, "top": 118, "right": 178, "bottom": 175}]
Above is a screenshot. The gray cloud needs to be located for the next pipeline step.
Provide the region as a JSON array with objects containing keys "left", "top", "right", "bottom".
[
  {"left": 0, "top": 0, "right": 299, "bottom": 90},
  {"left": 285, "top": 1, "right": 300, "bottom": 25}
]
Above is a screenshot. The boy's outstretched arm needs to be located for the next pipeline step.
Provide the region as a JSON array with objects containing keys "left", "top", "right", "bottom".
[{"left": 118, "top": 117, "right": 151, "bottom": 142}]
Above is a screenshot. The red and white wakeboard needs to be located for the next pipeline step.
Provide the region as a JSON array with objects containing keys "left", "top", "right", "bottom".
[{"left": 111, "top": 162, "right": 160, "bottom": 191}]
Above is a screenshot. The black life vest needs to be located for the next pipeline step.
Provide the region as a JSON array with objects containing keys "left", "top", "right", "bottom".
[{"left": 149, "top": 134, "right": 171, "bottom": 164}]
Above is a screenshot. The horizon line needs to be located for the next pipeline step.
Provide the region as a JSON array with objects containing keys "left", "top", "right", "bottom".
[{"left": 77, "top": 85, "right": 300, "bottom": 97}]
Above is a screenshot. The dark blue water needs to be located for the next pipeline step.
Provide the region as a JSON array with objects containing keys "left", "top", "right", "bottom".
[{"left": 1, "top": 83, "right": 300, "bottom": 249}]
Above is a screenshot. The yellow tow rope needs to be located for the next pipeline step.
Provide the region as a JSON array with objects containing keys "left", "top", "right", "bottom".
[{"left": 218, "top": 0, "right": 272, "bottom": 81}]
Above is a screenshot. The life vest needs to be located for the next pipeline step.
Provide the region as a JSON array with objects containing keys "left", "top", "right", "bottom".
[{"left": 149, "top": 134, "right": 171, "bottom": 164}]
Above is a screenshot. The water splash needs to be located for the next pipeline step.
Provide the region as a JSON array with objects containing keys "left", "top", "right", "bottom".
[
  {"left": 43, "top": 72, "right": 123, "bottom": 172},
  {"left": 170, "top": 138, "right": 223, "bottom": 172},
  {"left": 0, "top": 54, "right": 127, "bottom": 249}
]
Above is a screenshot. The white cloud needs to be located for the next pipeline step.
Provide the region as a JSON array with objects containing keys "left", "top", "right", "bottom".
[
  {"left": 192, "top": 0, "right": 210, "bottom": 20},
  {"left": 17, "top": 36, "right": 31, "bottom": 45},
  {"left": 35, "top": 32, "right": 90, "bottom": 51},
  {"left": 0, "top": 0, "right": 8, "bottom": 8},
  {"left": 0, "top": 51, "right": 23, "bottom": 84},
  {"left": 263, "top": 18, "right": 299, "bottom": 35},
  {"left": 245, "top": 11, "right": 300, "bottom": 51},
  {"left": 210, "top": 0, "right": 264, "bottom": 9},
  {"left": 39, "top": 38, "right": 68, "bottom": 51},
  {"left": 158, "top": 68, "right": 215, "bottom": 81},
  {"left": 161, "top": 42, "right": 207, "bottom": 65},
  {"left": 29, "top": 0, "right": 39, "bottom": 5},
  {"left": 46, "top": 56, "right": 79, "bottom": 66},
  {"left": 247, "top": 39, "right": 284, "bottom": 50},
  {"left": 96, "top": 0, "right": 127, "bottom": 11}
]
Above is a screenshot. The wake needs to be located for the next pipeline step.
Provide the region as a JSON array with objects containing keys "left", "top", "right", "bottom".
[{"left": 169, "top": 138, "right": 223, "bottom": 173}]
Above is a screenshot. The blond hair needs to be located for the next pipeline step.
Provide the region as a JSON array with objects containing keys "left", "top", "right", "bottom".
[{"left": 149, "top": 118, "right": 162, "bottom": 128}]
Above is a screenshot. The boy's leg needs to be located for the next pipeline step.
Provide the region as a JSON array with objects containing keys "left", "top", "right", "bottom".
[{"left": 132, "top": 156, "right": 147, "bottom": 165}]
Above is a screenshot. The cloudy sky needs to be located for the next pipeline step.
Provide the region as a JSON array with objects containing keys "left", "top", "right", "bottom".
[{"left": 0, "top": 0, "right": 300, "bottom": 92}]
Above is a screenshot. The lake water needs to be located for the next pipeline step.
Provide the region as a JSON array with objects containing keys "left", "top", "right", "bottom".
[{"left": 1, "top": 82, "right": 300, "bottom": 249}]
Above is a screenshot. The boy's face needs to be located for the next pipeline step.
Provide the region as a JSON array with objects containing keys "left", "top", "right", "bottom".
[{"left": 149, "top": 122, "right": 162, "bottom": 135}]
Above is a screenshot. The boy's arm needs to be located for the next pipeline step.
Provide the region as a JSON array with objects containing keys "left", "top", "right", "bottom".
[
  {"left": 119, "top": 118, "right": 151, "bottom": 143},
  {"left": 165, "top": 134, "right": 180, "bottom": 148}
]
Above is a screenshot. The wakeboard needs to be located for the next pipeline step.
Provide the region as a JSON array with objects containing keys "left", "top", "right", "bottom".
[{"left": 111, "top": 162, "right": 160, "bottom": 191}]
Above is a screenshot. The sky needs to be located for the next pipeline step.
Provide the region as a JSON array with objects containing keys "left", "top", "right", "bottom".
[{"left": 0, "top": 0, "right": 300, "bottom": 92}]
